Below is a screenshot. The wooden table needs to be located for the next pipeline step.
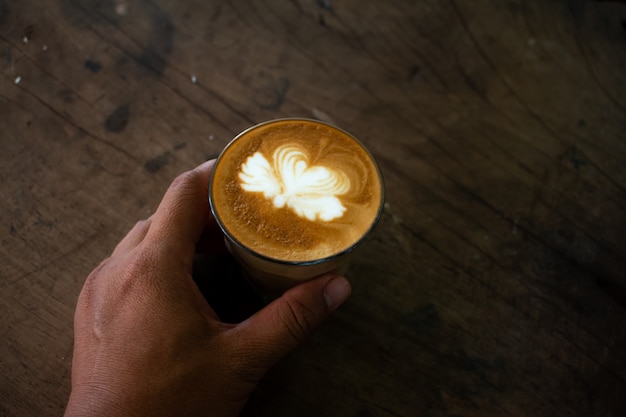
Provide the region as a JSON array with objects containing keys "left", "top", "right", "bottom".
[{"left": 2, "top": 1, "right": 625, "bottom": 416}]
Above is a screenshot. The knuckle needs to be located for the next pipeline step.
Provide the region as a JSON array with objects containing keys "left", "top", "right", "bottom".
[
  {"left": 79, "top": 259, "right": 112, "bottom": 304},
  {"left": 114, "top": 247, "right": 163, "bottom": 296},
  {"left": 133, "top": 218, "right": 150, "bottom": 230},
  {"left": 282, "top": 298, "right": 316, "bottom": 344},
  {"left": 123, "top": 247, "right": 158, "bottom": 275},
  {"left": 169, "top": 169, "right": 201, "bottom": 192}
]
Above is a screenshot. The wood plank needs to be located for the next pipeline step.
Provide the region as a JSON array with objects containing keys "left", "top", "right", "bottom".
[{"left": 1, "top": 1, "right": 625, "bottom": 416}]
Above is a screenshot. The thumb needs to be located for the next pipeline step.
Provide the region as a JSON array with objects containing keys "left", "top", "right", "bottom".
[{"left": 232, "top": 275, "right": 351, "bottom": 371}]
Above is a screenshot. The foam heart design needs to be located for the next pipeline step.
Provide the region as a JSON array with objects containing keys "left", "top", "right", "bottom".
[{"left": 239, "top": 144, "right": 351, "bottom": 221}]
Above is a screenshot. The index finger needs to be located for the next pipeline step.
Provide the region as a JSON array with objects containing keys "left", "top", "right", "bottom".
[{"left": 145, "top": 159, "right": 216, "bottom": 256}]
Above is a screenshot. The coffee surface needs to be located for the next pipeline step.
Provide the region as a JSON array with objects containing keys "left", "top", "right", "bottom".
[{"left": 211, "top": 119, "right": 383, "bottom": 262}]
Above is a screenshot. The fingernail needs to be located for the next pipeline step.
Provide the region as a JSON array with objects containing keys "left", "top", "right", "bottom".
[{"left": 324, "top": 276, "right": 351, "bottom": 311}]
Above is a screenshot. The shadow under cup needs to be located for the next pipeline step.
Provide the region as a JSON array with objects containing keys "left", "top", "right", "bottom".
[{"left": 208, "top": 118, "right": 384, "bottom": 296}]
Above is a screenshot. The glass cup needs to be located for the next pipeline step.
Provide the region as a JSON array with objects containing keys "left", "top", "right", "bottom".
[{"left": 209, "top": 118, "right": 384, "bottom": 295}]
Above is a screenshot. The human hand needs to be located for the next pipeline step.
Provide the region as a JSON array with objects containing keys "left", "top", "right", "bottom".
[{"left": 64, "top": 160, "right": 351, "bottom": 417}]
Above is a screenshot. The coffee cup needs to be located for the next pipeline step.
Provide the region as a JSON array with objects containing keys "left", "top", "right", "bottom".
[{"left": 209, "top": 118, "right": 384, "bottom": 295}]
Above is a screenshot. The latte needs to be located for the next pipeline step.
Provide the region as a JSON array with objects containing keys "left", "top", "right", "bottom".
[{"left": 209, "top": 119, "right": 383, "bottom": 291}]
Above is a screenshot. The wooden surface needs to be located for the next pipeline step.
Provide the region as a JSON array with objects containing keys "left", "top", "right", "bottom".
[{"left": 1, "top": 0, "right": 625, "bottom": 416}]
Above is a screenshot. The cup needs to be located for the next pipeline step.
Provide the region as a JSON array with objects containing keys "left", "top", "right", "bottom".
[{"left": 209, "top": 118, "right": 384, "bottom": 295}]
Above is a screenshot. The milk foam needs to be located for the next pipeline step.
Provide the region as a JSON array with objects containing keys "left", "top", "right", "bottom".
[
  {"left": 211, "top": 119, "right": 383, "bottom": 263},
  {"left": 239, "top": 144, "right": 351, "bottom": 221}
]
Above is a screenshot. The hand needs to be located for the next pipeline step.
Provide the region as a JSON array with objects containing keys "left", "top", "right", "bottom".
[{"left": 64, "top": 160, "right": 352, "bottom": 417}]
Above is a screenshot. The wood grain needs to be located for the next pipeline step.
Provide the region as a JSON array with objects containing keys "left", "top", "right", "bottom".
[{"left": 1, "top": 1, "right": 625, "bottom": 416}]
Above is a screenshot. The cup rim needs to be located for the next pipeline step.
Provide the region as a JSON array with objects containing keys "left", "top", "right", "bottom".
[{"left": 208, "top": 117, "right": 385, "bottom": 267}]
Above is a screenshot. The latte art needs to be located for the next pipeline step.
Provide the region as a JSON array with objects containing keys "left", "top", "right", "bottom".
[
  {"left": 239, "top": 144, "right": 351, "bottom": 221},
  {"left": 210, "top": 118, "right": 383, "bottom": 264}
]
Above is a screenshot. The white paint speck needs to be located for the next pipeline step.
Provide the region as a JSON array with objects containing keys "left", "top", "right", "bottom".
[
  {"left": 14, "top": 76, "right": 22, "bottom": 85},
  {"left": 191, "top": 74, "right": 197, "bottom": 84},
  {"left": 42, "top": 45, "right": 48, "bottom": 51},
  {"left": 22, "top": 36, "right": 29, "bottom": 44},
  {"left": 115, "top": 1, "right": 129, "bottom": 15},
  {"left": 311, "top": 107, "right": 335, "bottom": 124},
  {"left": 209, "top": 134, "right": 215, "bottom": 141}
]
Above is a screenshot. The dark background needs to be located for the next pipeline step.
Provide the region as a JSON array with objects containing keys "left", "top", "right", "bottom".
[{"left": 1, "top": 1, "right": 625, "bottom": 416}]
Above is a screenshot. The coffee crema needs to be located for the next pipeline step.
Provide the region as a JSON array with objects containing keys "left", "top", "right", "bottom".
[{"left": 210, "top": 119, "right": 383, "bottom": 263}]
